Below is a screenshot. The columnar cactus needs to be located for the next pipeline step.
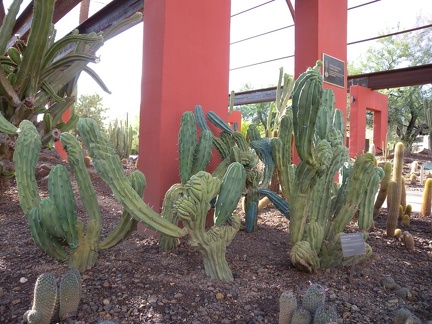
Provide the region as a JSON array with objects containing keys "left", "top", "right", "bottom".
[
  {"left": 386, "top": 142, "right": 404, "bottom": 237},
  {"left": 175, "top": 162, "right": 246, "bottom": 282},
  {"left": 373, "top": 162, "right": 392, "bottom": 216},
  {"left": 421, "top": 178, "right": 432, "bottom": 216},
  {"left": 14, "top": 119, "right": 185, "bottom": 270},
  {"left": 107, "top": 118, "right": 134, "bottom": 159},
  {"left": 259, "top": 62, "right": 382, "bottom": 272}
]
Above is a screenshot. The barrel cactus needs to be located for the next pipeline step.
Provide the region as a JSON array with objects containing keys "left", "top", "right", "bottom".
[{"left": 259, "top": 61, "right": 383, "bottom": 272}]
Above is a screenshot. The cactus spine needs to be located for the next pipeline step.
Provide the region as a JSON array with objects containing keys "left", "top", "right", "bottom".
[{"left": 386, "top": 142, "right": 404, "bottom": 237}]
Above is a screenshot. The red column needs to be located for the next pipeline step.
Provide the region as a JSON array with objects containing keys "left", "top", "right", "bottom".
[
  {"left": 349, "top": 86, "right": 388, "bottom": 157},
  {"left": 139, "top": 0, "right": 231, "bottom": 211},
  {"left": 294, "top": 0, "right": 348, "bottom": 117}
]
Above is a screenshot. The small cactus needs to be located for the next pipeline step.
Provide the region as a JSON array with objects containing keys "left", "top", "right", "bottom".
[
  {"left": 23, "top": 270, "right": 82, "bottom": 323},
  {"left": 279, "top": 290, "right": 297, "bottom": 324},
  {"left": 302, "top": 283, "right": 326, "bottom": 315},
  {"left": 313, "top": 304, "right": 338, "bottom": 324},
  {"left": 291, "top": 307, "right": 312, "bottom": 324},
  {"left": 421, "top": 178, "right": 432, "bottom": 216},
  {"left": 23, "top": 273, "right": 58, "bottom": 324},
  {"left": 403, "top": 231, "right": 415, "bottom": 252},
  {"left": 401, "top": 214, "right": 410, "bottom": 227}
]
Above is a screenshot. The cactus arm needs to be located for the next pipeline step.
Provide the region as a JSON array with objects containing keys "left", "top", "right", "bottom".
[
  {"left": 14, "top": 0, "right": 55, "bottom": 97},
  {"left": 158, "top": 183, "right": 186, "bottom": 251},
  {"left": 13, "top": 120, "right": 41, "bottom": 215},
  {"left": 99, "top": 170, "right": 146, "bottom": 250},
  {"left": 178, "top": 111, "right": 197, "bottom": 184},
  {"left": 358, "top": 166, "right": 383, "bottom": 231},
  {"left": 191, "top": 129, "right": 213, "bottom": 174},
  {"left": 48, "top": 165, "right": 78, "bottom": 248},
  {"left": 60, "top": 133, "right": 102, "bottom": 234},
  {"left": 77, "top": 118, "right": 186, "bottom": 238},
  {"left": 28, "top": 207, "right": 68, "bottom": 261},
  {"left": 194, "top": 104, "right": 210, "bottom": 132},
  {"left": 373, "top": 162, "right": 392, "bottom": 216},
  {"left": 207, "top": 111, "right": 233, "bottom": 134},
  {"left": 324, "top": 153, "right": 377, "bottom": 240},
  {"left": 291, "top": 62, "right": 323, "bottom": 165},
  {"left": 0, "top": 0, "right": 23, "bottom": 54},
  {"left": 250, "top": 138, "right": 274, "bottom": 188}
]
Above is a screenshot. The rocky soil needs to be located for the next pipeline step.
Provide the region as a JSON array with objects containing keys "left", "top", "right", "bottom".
[{"left": 0, "top": 150, "right": 432, "bottom": 324}]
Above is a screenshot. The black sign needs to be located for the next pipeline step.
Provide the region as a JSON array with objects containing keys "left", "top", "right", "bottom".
[
  {"left": 340, "top": 232, "right": 365, "bottom": 257},
  {"left": 322, "top": 53, "right": 345, "bottom": 88}
]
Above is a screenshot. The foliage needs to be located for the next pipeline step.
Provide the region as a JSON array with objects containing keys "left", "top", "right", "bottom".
[
  {"left": 348, "top": 16, "right": 432, "bottom": 149},
  {"left": 72, "top": 94, "right": 109, "bottom": 134},
  {"left": 0, "top": 0, "right": 142, "bottom": 162}
]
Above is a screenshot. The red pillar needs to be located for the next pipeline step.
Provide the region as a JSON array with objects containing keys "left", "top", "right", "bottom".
[
  {"left": 349, "top": 86, "right": 388, "bottom": 157},
  {"left": 139, "top": 0, "right": 231, "bottom": 211},
  {"left": 294, "top": 0, "right": 347, "bottom": 116}
]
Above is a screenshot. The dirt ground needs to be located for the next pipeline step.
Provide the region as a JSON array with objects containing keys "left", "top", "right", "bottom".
[{"left": 0, "top": 149, "right": 431, "bottom": 323}]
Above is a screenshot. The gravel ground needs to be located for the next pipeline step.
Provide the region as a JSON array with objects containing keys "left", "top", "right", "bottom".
[{"left": 0, "top": 150, "right": 432, "bottom": 323}]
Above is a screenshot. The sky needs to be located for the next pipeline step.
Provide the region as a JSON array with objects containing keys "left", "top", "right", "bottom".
[{"left": 3, "top": 0, "right": 432, "bottom": 122}]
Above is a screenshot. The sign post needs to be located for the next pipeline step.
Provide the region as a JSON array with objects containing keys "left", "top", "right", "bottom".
[{"left": 340, "top": 232, "right": 366, "bottom": 283}]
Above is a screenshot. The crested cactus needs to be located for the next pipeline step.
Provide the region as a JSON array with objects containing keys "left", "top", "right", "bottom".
[
  {"left": 386, "top": 142, "right": 404, "bottom": 237},
  {"left": 14, "top": 119, "right": 185, "bottom": 270},
  {"left": 107, "top": 118, "right": 133, "bottom": 159},
  {"left": 259, "top": 62, "right": 382, "bottom": 272},
  {"left": 175, "top": 164, "right": 245, "bottom": 282},
  {"left": 24, "top": 270, "right": 82, "bottom": 324}
]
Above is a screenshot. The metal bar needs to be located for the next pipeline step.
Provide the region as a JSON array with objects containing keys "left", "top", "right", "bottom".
[
  {"left": 232, "top": 64, "right": 432, "bottom": 105},
  {"left": 75, "top": 0, "right": 143, "bottom": 36}
]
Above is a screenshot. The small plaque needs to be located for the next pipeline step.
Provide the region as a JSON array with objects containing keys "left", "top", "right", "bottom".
[
  {"left": 322, "top": 53, "right": 345, "bottom": 88},
  {"left": 423, "top": 161, "right": 432, "bottom": 170},
  {"left": 340, "top": 233, "right": 365, "bottom": 257}
]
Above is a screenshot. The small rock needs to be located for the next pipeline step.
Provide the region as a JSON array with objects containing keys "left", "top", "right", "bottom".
[
  {"left": 19, "top": 277, "right": 27, "bottom": 284},
  {"left": 215, "top": 292, "right": 224, "bottom": 300},
  {"left": 382, "top": 276, "right": 397, "bottom": 290}
]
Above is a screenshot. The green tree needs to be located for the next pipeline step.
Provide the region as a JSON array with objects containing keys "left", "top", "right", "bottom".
[
  {"left": 349, "top": 16, "right": 432, "bottom": 150},
  {"left": 234, "top": 83, "right": 273, "bottom": 135},
  {"left": 73, "top": 94, "right": 109, "bottom": 134}
]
